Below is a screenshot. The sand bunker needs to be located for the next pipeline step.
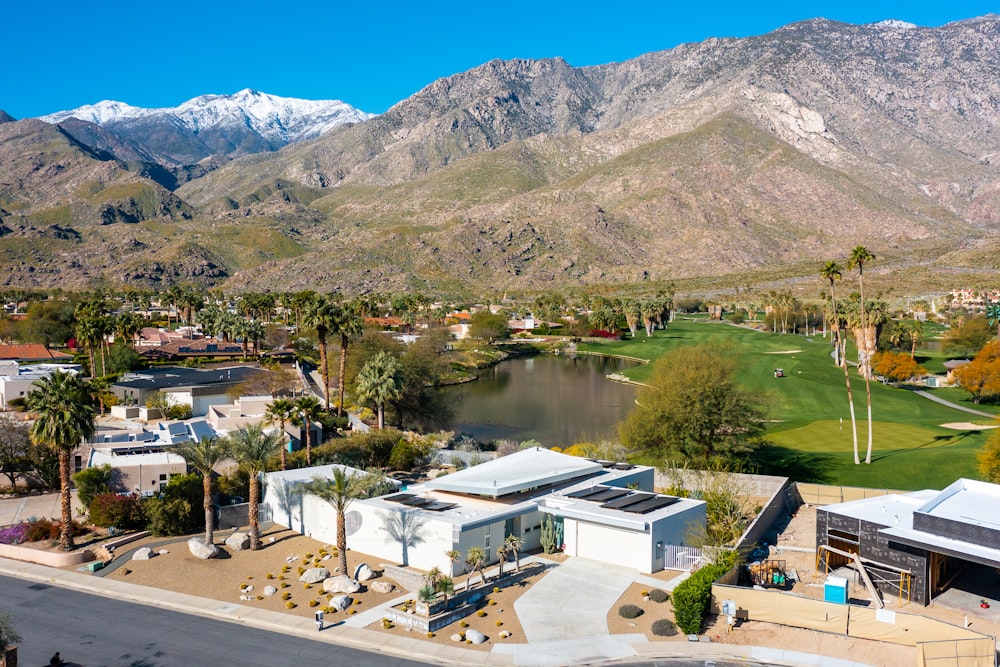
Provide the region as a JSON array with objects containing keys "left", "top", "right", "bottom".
[
  {"left": 940, "top": 422, "right": 998, "bottom": 430},
  {"left": 764, "top": 350, "right": 803, "bottom": 354}
]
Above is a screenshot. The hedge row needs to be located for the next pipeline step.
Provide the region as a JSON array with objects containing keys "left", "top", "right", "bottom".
[{"left": 671, "top": 551, "right": 737, "bottom": 635}]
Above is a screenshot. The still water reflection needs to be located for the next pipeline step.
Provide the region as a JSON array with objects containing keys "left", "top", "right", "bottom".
[{"left": 439, "top": 354, "right": 638, "bottom": 448}]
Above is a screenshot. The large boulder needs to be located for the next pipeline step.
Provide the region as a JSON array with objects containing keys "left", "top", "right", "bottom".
[
  {"left": 187, "top": 538, "right": 218, "bottom": 560},
  {"left": 263, "top": 585, "right": 278, "bottom": 597},
  {"left": 131, "top": 547, "right": 155, "bottom": 561},
  {"left": 322, "top": 575, "right": 361, "bottom": 594},
  {"left": 466, "top": 629, "right": 487, "bottom": 645},
  {"left": 353, "top": 563, "right": 376, "bottom": 581},
  {"left": 330, "top": 595, "right": 352, "bottom": 611},
  {"left": 299, "top": 567, "right": 331, "bottom": 584},
  {"left": 225, "top": 532, "right": 250, "bottom": 551},
  {"left": 370, "top": 581, "right": 395, "bottom": 594}
]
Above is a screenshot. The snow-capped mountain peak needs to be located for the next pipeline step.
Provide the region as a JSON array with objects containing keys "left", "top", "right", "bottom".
[{"left": 39, "top": 89, "right": 374, "bottom": 144}]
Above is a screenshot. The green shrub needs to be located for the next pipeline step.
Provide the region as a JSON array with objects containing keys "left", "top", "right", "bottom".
[
  {"left": 651, "top": 619, "right": 678, "bottom": 636},
  {"left": 618, "top": 604, "right": 643, "bottom": 619},
  {"left": 144, "top": 498, "right": 194, "bottom": 536},
  {"left": 73, "top": 464, "right": 117, "bottom": 507},
  {"left": 648, "top": 588, "right": 669, "bottom": 604},
  {"left": 88, "top": 492, "right": 147, "bottom": 529},
  {"left": 672, "top": 551, "right": 737, "bottom": 635}
]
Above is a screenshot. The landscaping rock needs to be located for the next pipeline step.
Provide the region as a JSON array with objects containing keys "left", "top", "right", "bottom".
[
  {"left": 450, "top": 633, "right": 464, "bottom": 643},
  {"left": 157, "top": 549, "right": 169, "bottom": 555},
  {"left": 499, "top": 630, "right": 511, "bottom": 638},
  {"left": 225, "top": 532, "right": 250, "bottom": 551},
  {"left": 131, "top": 547, "right": 154, "bottom": 561},
  {"left": 263, "top": 586, "right": 278, "bottom": 597},
  {"left": 466, "top": 629, "right": 487, "bottom": 644},
  {"left": 370, "top": 581, "right": 395, "bottom": 594},
  {"left": 330, "top": 595, "right": 352, "bottom": 611},
  {"left": 353, "top": 563, "right": 376, "bottom": 581},
  {"left": 323, "top": 575, "right": 361, "bottom": 594},
  {"left": 299, "top": 567, "right": 330, "bottom": 584},
  {"left": 187, "top": 538, "right": 218, "bottom": 560}
]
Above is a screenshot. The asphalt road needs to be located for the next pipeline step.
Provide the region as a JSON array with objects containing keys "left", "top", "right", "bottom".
[
  {"left": 1, "top": 575, "right": 767, "bottom": 667},
  {"left": 1, "top": 575, "right": 429, "bottom": 667}
]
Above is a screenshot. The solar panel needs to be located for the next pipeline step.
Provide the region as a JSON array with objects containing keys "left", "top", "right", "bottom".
[
  {"left": 385, "top": 493, "right": 416, "bottom": 503},
  {"left": 567, "top": 486, "right": 607, "bottom": 499},
  {"left": 621, "top": 496, "right": 681, "bottom": 514},
  {"left": 190, "top": 421, "right": 215, "bottom": 441},
  {"left": 401, "top": 497, "right": 433, "bottom": 507},
  {"left": 423, "top": 502, "right": 458, "bottom": 512},
  {"left": 601, "top": 493, "right": 653, "bottom": 510},
  {"left": 588, "top": 488, "right": 632, "bottom": 502}
]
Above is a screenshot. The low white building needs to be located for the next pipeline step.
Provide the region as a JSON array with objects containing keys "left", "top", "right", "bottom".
[
  {"left": 0, "top": 362, "right": 83, "bottom": 409},
  {"left": 88, "top": 446, "right": 188, "bottom": 496},
  {"left": 265, "top": 448, "right": 706, "bottom": 576}
]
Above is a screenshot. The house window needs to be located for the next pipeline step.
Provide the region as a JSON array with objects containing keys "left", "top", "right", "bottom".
[
  {"left": 159, "top": 474, "right": 167, "bottom": 481},
  {"left": 485, "top": 526, "right": 490, "bottom": 549},
  {"left": 74, "top": 455, "right": 82, "bottom": 472}
]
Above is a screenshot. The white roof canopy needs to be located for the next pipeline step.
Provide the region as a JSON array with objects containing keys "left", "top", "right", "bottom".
[{"left": 425, "top": 447, "right": 603, "bottom": 498}]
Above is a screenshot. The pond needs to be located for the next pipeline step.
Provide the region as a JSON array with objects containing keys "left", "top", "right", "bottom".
[{"left": 439, "top": 353, "right": 639, "bottom": 448}]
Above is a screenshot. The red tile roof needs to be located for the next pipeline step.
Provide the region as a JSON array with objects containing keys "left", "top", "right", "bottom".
[{"left": 0, "top": 344, "right": 73, "bottom": 361}]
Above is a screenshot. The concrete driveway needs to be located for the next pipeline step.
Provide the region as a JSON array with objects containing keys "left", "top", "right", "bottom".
[
  {"left": 0, "top": 489, "right": 82, "bottom": 526},
  {"left": 516, "top": 557, "right": 638, "bottom": 642}
]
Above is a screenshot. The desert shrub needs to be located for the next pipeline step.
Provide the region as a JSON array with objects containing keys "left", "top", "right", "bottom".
[
  {"left": 23, "top": 518, "right": 87, "bottom": 542},
  {"left": 388, "top": 438, "right": 435, "bottom": 471},
  {"left": 476, "top": 610, "right": 486, "bottom": 617},
  {"left": 649, "top": 589, "right": 669, "bottom": 604},
  {"left": 88, "top": 493, "right": 146, "bottom": 529},
  {"left": 286, "top": 601, "right": 296, "bottom": 609},
  {"left": 651, "top": 619, "right": 678, "bottom": 636},
  {"left": 144, "top": 498, "right": 193, "bottom": 536},
  {"left": 618, "top": 604, "right": 643, "bottom": 619}
]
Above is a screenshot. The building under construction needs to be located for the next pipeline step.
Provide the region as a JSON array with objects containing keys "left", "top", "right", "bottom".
[{"left": 815, "top": 478, "right": 1000, "bottom": 606}]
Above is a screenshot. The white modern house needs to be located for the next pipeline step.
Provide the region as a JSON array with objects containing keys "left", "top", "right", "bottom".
[
  {"left": 0, "top": 362, "right": 82, "bottom": 409},
  {"left": 264, "top": 448, "right": 706, "bottom": 577}
]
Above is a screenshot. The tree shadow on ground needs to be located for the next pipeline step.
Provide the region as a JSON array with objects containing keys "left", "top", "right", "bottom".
[
  {"left": 869, "top": 431, "right": 980, "bottom": 464},
  {"left": 753, "top": 444, "right": 835, "bottom": 483}
]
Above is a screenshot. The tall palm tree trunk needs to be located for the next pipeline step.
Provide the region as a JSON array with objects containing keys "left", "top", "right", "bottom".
[
  {"left": 59, "top": 450, "right": 75, "bottom": 551},
  {"left": 248, "top": 475, "right": 261, "bottom": 550},
  {"left": 840, "top": 336, "right": 860, "bottom": 465},
  {"left": 864, "top": 375, "right": 874, "bottom": 464},
  {"left": 317, "top": 332, "right": 330, "bottom": 410},
  {"left": 338, "top": 339, "right": 349, "bottom": 419},
  {"left": 304, "top": 419, "right": 312, "bottom": 466},
  {"left": 203, "top": 475, "right": 214, "bottom": 545},
  {"left": 337, "top": 510, "right": 349, "bottom": 577}
]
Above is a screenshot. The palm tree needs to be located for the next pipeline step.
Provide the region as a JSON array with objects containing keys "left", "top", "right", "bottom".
[
  {"left": 114, "top": 311, "right": 144, "bottom": 349},
  {"left": 303, "top": 295, "right": 338, "bottom": 410},
  {"left": 355, "top": 351, "right": 403, "bottom": 429},
  {"left": 27, "top": 371, "right": 96, "bottom": 550},
  {"left": 175, "top": 436, "right": 229, "bottom": 546},
  {"left": 292, "top": 395, "right": 323, "bottom": 465},
  {"left": 848, "top": 246, "right": 876, "bottom": 464},
  {"left": 821, "top": 260, "right": 859, "bottom": 465},
  {"left": 332, "top": 301, "right": 364, "bottom": 418},
  {"left": 465, "top": 545, "right": 488, "bottom": 587},
  {"left": 445, "top": 549, "right": 463, "bottom": 581},
  {"left": 987, "top": 302, "right": 1000, "bottom": 342},
  {"left": 264, "top": 397, "right": 296, "bottom": 470},
  {"left": 504, "top": 534, "right": 523, "bottom": 572},
  {"left": 227, "top": 424, "right": 282, "bottom": 550},
  {"left": 909, "top": 319, "right": 924, "bottom": 358},
  {"left": 495, "top": 545, "right": 507, "bottom": 578},
  {"left": 304, "top": 467, "right": 385, "bottom": 579}
]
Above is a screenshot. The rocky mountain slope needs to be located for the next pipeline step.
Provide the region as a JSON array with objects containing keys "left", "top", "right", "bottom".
[{"left": 2, "top": 16, "right": 998, "bottom": 294}]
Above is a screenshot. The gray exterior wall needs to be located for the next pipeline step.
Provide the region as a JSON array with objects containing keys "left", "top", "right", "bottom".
[
  {"left": 913, "top": 512, "right": 1000, "bottom": 550},
  {"left": 816, "top": 508, "right": 930, "bottom": 605}
]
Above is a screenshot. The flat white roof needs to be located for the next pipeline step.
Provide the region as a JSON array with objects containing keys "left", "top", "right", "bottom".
[
  {"left": 90, "top": 449, "right": 186, "bottom": 467},
  {"left": 823, "top": 490, "right": 937, "bottom": 528},
  {"left": 424, "top": 447, "right": 603, "bottom": 498},
  {"left": 264, "top": 464, "right": 400, "bottom": 489},
  {"left": 915, "top": 478, "right": 1000, "bottom": 530}
]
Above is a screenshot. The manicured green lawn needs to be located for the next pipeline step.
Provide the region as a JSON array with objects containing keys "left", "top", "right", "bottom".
[{"left": 579, "top": 319, "right": 990, "bottom": 490}]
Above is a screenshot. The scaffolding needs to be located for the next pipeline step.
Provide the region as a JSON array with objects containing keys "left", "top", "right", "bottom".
[{"left": 816, "top": 544, "right": 913, "bottom": 608}]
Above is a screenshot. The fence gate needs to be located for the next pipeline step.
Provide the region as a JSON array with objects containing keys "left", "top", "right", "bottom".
[
  {"left": 662, "top": 544, "right": 705, "bottom": 571},
  {"left": 216, "top": 503, "right": 272, "bottom": 531}
]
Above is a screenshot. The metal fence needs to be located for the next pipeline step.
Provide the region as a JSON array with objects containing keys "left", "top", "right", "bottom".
[
  {"left": 216, "top": 503, "right": 272, "bottom": 531},
  {"left": 663, "top": 544, "right": 705, "bottom": 571}
]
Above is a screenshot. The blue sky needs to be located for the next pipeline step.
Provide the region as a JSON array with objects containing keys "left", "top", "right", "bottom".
[{"left": 3, "top": 1, "right": 996, "bottom": 119}]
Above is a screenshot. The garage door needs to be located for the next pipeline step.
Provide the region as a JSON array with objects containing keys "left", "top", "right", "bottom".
[{"left": 575, "top": 521, "right": 647, "bottom": 571}]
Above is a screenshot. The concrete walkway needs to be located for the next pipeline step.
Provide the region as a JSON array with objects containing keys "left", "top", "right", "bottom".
[{"left": 910, "top": 389, "right": 997, "bottom": 419}]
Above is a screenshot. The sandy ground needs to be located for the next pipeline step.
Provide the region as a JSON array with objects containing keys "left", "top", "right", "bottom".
[
  {"left": 371, "top": 566, "right": 546, "bottom": 650},
  {"left": 939, "top": 421, "right": 998, "bottom": 430},
  {"left": 94, "top": 528, "right": 401, "bottom": 620}
]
